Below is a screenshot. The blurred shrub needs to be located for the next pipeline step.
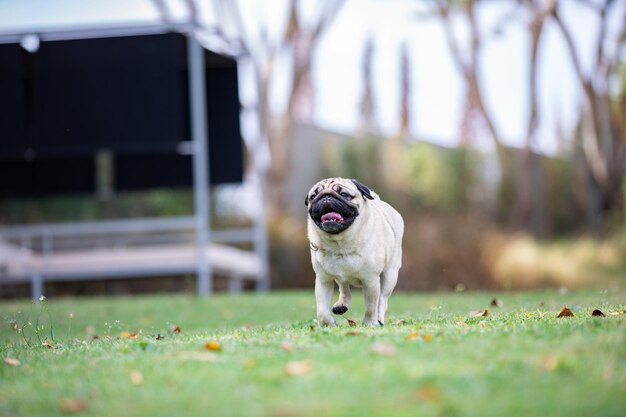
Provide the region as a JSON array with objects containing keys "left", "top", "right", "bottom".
[
  {"left": 405, "top": 143, "right": 474, "bottom": 210},
  {"left": 485, "top": 229, "right": 626, "bottom": 289}
]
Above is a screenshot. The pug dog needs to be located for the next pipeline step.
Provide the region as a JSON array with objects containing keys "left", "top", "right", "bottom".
[{"left": 306, "top": 178, "right": 404, "bottom": 326}]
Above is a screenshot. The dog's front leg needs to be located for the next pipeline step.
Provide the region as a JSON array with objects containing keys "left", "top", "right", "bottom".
[
  {"left": 315, "top": 277, "right": 337, "bottom": 326},
  {"left": 332, "top": 282, "right": 351, "bottom": 315},
  {"left": 362, "top": 279, "right": 381, "bottom": 326}
]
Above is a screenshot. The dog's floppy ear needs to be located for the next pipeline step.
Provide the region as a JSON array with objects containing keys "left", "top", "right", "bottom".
[
  {"left": 351, "top": 179, "right": 374, "bottom": 200},
  {"left": 304, "top": 194, "right": 309, "bottom": 206}
]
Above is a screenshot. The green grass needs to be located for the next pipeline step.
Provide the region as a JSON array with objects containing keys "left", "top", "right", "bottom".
[{"left": 1, "top": 289, "right": 625, "bottom": 417}]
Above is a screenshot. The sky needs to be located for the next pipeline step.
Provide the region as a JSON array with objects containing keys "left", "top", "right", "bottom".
[
  {"left": 312, "top": 0, "right": 624, "bottom": 154},
  {"left": 1, "top": 0, "right": 624, "bottom": 156}
]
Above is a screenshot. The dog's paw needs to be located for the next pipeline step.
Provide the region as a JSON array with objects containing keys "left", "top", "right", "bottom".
[
  {"left": 362, "top": 319, "right": 383, "bottom": 327},
  {"left": 331, "top": 305, "right": 348, "bottom": 315},
  {"left": 317, "top": 315, "right": 337, "bottom": 327}
]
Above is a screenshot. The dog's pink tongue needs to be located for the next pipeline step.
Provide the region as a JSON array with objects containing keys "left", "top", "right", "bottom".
[{"left": 321, "top": 212, "right": 343, "bottom": 222}]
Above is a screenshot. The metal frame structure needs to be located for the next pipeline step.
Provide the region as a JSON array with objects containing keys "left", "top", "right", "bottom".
[{"left": 0, "top": 23, "right": 269, "bottom": 298}]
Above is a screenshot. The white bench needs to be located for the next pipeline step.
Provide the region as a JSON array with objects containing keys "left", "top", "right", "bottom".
[{"left": 0, "top": 217, "right": 269, "bottom": 298}]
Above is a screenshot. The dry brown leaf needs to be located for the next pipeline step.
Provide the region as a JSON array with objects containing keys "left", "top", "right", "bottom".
[
  {"left": 490, "top": 298, "right": 503, "bottom": 307},
  {"left": 371, "top": 342, "right": 397, "bottom": 356},
  {"left": 345, "top": 318, "right": 357, "bottom": 327},
  {"left": 204, "top": 341, "right": 222, "bottom": 351},
  {"left": 557, "top": 306, "right": 574, "bottom": 318},
  {"left": 42, "top": 341, "right": 55, "bottom": 349},
  {"left": 472, "top": 309, "right": 489, "bottom": 318},
  {"left": 285, "top": 360, "right": 313, "bottom": 376},
  {"left": 415, "top": 384, "right": 442, "bottom": 402},
  {"left": 170, "top": 325, "right": 181, "bottom": 334},
  {"left": 119, "top": 331, "right": 140, "bottom": 339},
  {"left": 281, "top": 342, "right": 294, "bottom": 353},
  {"left": 59, "top": 398, "right": 88, "bottom": 413},
  {"left": 406, "top": 333, "right": 432, "bottom": 342},
  {"left": 543, "top": 355, "right": 558, "bottom": 371},
  {"left": 130, "top": 370, "right": 144, "bottom": 385},
  {"left": 4, "top": 357, "right": 20, "bottom": 366},
  {"left": 406, "top": 332, "right": 420, "bottom": 341},
  {"left": 591, "top": 309, "right": 606, "bottom": 317}
]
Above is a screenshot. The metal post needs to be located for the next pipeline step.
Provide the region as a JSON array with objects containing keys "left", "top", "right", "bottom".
[
  {"left": 254, "top": 173, "right": 270, "bottom": 291},
  {"left": 187, "top": 34, "right": 212, "bottom": 296},
  {"left": 31, "top": 273, "right": 43, "bottom": 300}
]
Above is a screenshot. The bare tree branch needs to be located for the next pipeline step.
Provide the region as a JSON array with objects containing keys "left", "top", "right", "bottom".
[{"left": 552, "top": 3, "right": 609, "bottom": 184}]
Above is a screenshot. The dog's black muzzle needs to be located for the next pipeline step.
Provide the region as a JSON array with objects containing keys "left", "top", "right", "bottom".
[{"left": 309, "top": 193, "right": 358, "bottom": 234}]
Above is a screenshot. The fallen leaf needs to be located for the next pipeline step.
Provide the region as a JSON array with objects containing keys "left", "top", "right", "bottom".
[
  {"left": 591, "top": 309, "right": 606, "bottom": 317},
  {"left": 130, "top": 370, "right": 144, "bottom": 385},
  {"left": 170, "top": 325, "right": 181, "bottom": 334},
  {"left": 415, "top": 384, "right": 442, "bottom": 402},
  {"left": 345, "top": 330, "right": 361, "bottom": 336},
  {"left": 471, "top": 309, "right": 489, "bottom": 318},
  {"left": 119, "top": 331, "right": 140, "bottom": 339},
  {"left": 281, "top": 342, "right": 294, "bottom": 353},
  {"left": 543, "top": 355, "right": 558, "bottom": 371},
  {"left": 41, "top": 341, "right": 55, "bottom": 349},
  {"left": 557, "top": 306, "right": 574, "bottom": 318},
  {"left": 345, "top": 318, "right": 357, "bottom": 327},
  {"left": 406, "top": 332, "right": 432, "bottom": 342},
  {"left": 285, "top": 360, "right": 313, "bottom": 376},
  {"left": 406, "top": 332, "right": 420, "bottom": 341},
  {"left": 395, "top": 319, "right": 408, "bottom": 325},
  {"left": 59, "top": 398, "right": 88, "bottom": 413},
  {"left": 371, "top": 342, "right": 396, "bottom": 356},
  {"left": 490, "top": 298, "right": 503, "bottom": 307},
  {"left": 4, "top": 357, "right": 20, "bottom": 366},
  {"left": 204, "top": 341, "right": 222, "bottom": 351},
  {"left": 456, "top": 321, "right": 468, "bottom": 326}
]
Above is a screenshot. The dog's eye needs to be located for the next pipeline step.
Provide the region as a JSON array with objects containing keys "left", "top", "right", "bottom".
[{"left": 340, "top": 192, "right": 351, "bottom": 199}]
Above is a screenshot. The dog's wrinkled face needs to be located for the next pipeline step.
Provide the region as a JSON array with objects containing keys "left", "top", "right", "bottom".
[{"left": 305, "top": 178, "right": 373, "bottom": 234}]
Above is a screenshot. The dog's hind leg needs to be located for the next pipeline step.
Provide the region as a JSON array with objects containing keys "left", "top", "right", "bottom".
[
  {"left": 377, "top": 267, "right": 399, "bottom": 325},
  {"left": 362, "top": 279, "right": 381, "bottom": 326},
  {"left": 332, "top": 282, "right": 351, "bottom": 315}
]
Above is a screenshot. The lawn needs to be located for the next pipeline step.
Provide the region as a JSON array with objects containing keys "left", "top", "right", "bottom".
[{"left": 1, "top": 289, "right": 625, "bottom": 417}]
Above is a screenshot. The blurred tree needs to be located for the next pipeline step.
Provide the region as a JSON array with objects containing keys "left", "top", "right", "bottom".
[
  {"left": 398, "top": 41, "right": 412, "bottom": 137},
  {"left": 432, "top": 0, "right": 516, "bottom": 222},
  {"left": 550, "top": 0, "right": 626, "bottom": 229},
  {"left": 513, "top": 0, "right": 551, "bottom": 233},
  {"left": 359, "top": 37, "right": 378, "bottom": 133},
  {"left": 217, "top": 0, "right": 345, "bottom": 213}
]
